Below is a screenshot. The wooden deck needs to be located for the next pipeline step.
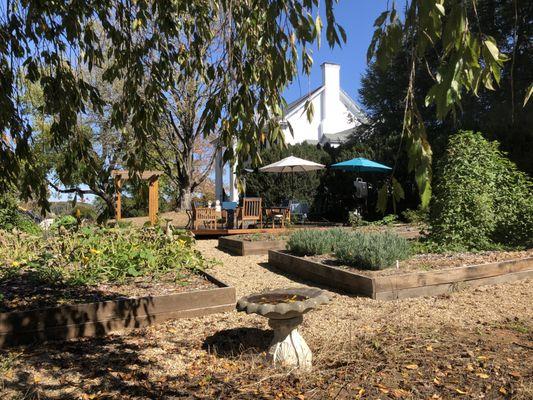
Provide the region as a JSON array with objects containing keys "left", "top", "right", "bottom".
[{"left": 191, "top": 227, "right": 289, "bottom": 237}]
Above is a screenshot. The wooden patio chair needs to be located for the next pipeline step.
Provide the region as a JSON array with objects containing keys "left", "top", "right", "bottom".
[
  {"left": 237, "top": 197, "right": 262, "bottom": 229},
  {"left": 264, "top": 207, "right": 290, "bottom": 228},
  {"left": 192, "top": 203, "right": 218, "bottom": 230}
]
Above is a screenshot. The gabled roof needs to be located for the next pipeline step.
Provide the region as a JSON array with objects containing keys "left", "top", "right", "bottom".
[
  {"left": 283, "top": 86, "right": 325, "bottom": 118},
  {"left": 283, "top": 86, "right": 367, "bottom": 125},
  {"left": 340, "top": 89, "right": 367, "bottom": 124},
  {"left": 321, "top": 128, "right": 354, "bottom": 144}
]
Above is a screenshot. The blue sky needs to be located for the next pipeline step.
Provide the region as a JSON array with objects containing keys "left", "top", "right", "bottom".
[{"left": 283, "top": 0, "right": 394, "bottom": 107}]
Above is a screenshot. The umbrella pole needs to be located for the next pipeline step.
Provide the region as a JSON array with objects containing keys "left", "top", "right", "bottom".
[{"left": 291, "top": 167, "right": 296, "bottom": 224}]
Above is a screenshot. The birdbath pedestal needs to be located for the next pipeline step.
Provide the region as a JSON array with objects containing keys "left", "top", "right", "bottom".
[{"left": 237, "top": 288, "right": 329, "bottom": 370}]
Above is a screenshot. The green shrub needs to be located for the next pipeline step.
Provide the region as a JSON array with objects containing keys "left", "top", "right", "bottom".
[
  {"left": 348, "top": 211, "right": 363, "bottom": 227},
  {"left": 430, "top": 131, "right": 533, "bottom": 250},
  {"left": 287, "top": 228, "right": 345, "bottom": 256},
  {"left": 401, "top": 207, "right": 428, "bottom": 224},
  {"left": 0, "top": 196, "right": 41, "bottom": 235},
  {"left": 51, "top": 215, "right": 78, "bottom": 230},
  {"left": 334, "top": 231, "right": 411, "bottom": 270}
]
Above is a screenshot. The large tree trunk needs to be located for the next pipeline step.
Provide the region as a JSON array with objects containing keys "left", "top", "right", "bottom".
[{"left": 178, "top": 187, "right": 193, "bottom": 210}]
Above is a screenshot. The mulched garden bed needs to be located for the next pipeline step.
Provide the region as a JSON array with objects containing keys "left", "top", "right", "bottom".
[
  {"left": 219, "top": 234, "right": 288, "bottom": 256},
  {"left": 0, "top": 270, "right": 216, "bottom": 313},
  {"left": 232, "top": 233, "right": 289, "bottom": 241},
  {"left": 306, "top": 248, "right": 533, "bottom": 277}
]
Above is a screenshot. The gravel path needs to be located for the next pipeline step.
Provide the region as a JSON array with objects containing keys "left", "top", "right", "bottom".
[
  {"left": 1, "top": 239, "right": 531, "bottom": 399},
  {"left": 194, "top": 240, "right": 532, "bottom": 345}
]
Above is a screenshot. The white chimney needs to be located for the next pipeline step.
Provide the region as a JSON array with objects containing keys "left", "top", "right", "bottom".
[{"left": 320, "top": 62, "right": 341, "bottom": 136}]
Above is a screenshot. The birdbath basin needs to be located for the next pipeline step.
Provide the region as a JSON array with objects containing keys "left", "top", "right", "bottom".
[{"left": 236, "top": 287, "right": 329, "bottom": 370}]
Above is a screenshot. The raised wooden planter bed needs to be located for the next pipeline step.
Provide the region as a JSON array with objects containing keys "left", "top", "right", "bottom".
[
  {"left": 268, "top": 250, "right": 533, "bottom": 300},
  {"left": 0, "top": 270, "right": 235, "bottom": 348},
  {"left": 219, "top": 236, "right": 286, "bottom": 256}
]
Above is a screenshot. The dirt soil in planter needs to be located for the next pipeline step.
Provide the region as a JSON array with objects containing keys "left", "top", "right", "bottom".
[
  {"left": 1, "top": 240, "right": 531, "bottom": 400},
  {"left": 0, "top": 271, "right": 216, "bottom": 313},
  {"left": 305, "top": 248, "right": 533, "bottom": 277},
  {"left": 231, "top": 233, "right": 289, "bottom": 242}
]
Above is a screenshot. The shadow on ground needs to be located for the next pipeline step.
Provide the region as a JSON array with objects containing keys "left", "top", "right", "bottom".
[
  {"left": 257, "top": 262, "right": 366, "bottom": 298},
  {"left": 203, "top": 327, "right": 273, "bottom": 358}
]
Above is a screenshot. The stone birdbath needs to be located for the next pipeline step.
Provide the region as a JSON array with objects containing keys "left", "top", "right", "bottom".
[{"left": 236, "top": 287, "right": 329, "bottom": 370}]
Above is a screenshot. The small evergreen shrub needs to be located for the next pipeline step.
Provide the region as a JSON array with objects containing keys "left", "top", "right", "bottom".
[
  {"left": 334, "top": 231, "right": 411, "bottom": 270},
  {"left": 287, "top": 228, "right": 345, "bottom": 256},
  {"left": 430, "top": 131, "right": 533, "bottom": 250}
]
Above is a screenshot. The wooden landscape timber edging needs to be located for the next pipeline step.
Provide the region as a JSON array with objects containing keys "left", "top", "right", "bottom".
[
  {"left": 268, "top": 250, "right": 533, "bottom": 300},
  {"left": 218, "top": 236, "right": 286, "bottom": 256},
  {"left": 0, "top": 270, "right": 236, "bottom": 348}
]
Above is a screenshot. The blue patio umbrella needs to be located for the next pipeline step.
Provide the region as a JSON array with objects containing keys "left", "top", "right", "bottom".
[{"left": 330, "top": 157, "right": 392, "bottom": 173}]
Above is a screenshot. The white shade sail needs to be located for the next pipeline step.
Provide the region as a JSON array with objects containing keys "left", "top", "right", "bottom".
[{"left": 259, "top": 156, "right": 325, "bottom": 173}]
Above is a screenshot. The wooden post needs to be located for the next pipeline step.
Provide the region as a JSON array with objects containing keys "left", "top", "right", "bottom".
[
  {"left": 148, "top": 177, "right": 159, "bottom": 226},
  {"left": 115, "top": 176, "right": 122, "bottom": 221}
]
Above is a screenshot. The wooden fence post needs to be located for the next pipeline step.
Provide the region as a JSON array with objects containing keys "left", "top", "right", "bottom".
[
  {"left": 148, "top": 177, "right": 159, "bottom": 226},
  {"left": 115, "top": 176, "right": 122, "bottom": 221}
]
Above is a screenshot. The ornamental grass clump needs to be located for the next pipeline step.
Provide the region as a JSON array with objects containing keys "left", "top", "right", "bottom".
[
  {"left": 334, "top": 231, "right": 411, "bottom": 270},
  {"left": 287, "top": 228, "right": 345, "bottom": 256}
]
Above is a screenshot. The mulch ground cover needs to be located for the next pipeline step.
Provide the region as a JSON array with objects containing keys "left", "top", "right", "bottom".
[
  {"left": 1, "top": 240, "right": 531, "bottom": 399},
  {"left": 0, "top": 315, "right": 530, "bottom": 399}
]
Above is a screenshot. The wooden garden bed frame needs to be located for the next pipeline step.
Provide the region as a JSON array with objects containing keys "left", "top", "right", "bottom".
[
  {"left": 218, "top": 236, "right": 286, "bottom": 256},
  {"left": 268, "top": 250, "right": 533, "bottom": 300},
  {"left": 0, "top": 271, "right": 235, "bottom": 348}
]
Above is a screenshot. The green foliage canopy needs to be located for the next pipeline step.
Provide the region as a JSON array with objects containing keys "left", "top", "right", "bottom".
[
  {"left": 1, "top": 0, "right": 527, "bottom": 212},
  {"left": 1, "top": 0, "right": 344, "bottom": 209},
  {"left": 430, "top": 131, "right": 533, "bottom": 250}
]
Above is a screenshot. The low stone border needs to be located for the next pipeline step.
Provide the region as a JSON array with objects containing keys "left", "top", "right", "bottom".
[
  {"left": 268, "top": 250, "right": 533, "bottom": 300},
  {"left": 0, "top": 270, "right": 236, "bottom": 348},
  {"left": 219, "top": 236, "right": 286, "bottom": 256}
]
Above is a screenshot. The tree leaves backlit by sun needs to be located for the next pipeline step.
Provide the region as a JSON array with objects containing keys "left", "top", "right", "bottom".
[
  {"left": 367, "top": 0, "right": 530, "bottom": 210},
  {"left": 0, "top": 0, "right": 344, "bottom": 208},
  {"left": 1, "top": 0, "right": 525, "bottom": 210}
]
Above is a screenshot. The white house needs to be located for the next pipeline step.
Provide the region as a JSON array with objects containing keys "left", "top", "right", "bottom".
[
  {"left": 214, "top": 62, "right": 366, "bottom": 202},
  {"left": 281, "top": 62, "right": 366, "bottom": 147}
]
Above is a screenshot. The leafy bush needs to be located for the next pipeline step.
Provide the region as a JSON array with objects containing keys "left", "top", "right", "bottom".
[
  {"left": 51, "top": 215, "right": 78, "bottom": 230},
  {"left": 401, "top": 207, "right": 428, "bottom": 224},
  {"left": 2, "top": 226, "right": 210, "bottom": 286},
  {"left": 287, "top": 228, "right": 345, "bottom": 256},
  {"left": 430, "top": 131, "right": 533, "bottom": 250},
  {"left": 378, "top": 214, "right": 398, "bottom": 226},
  {"left": 348, "top": 211, "right": 363, "bottom": 227},
  {"left": 0, "top": 197, "right": 41, "bottom": 235},
  {"left": 334, "top": 231, "right": 411, "bottom": 270}
]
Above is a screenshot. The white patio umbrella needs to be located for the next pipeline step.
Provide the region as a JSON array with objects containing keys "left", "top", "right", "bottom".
[
  {"left": 259, "top": 156, "right": 325, "bottom": 173},
  {"left": 259, "top": 156, "right": 325, "bottom": 201}
]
